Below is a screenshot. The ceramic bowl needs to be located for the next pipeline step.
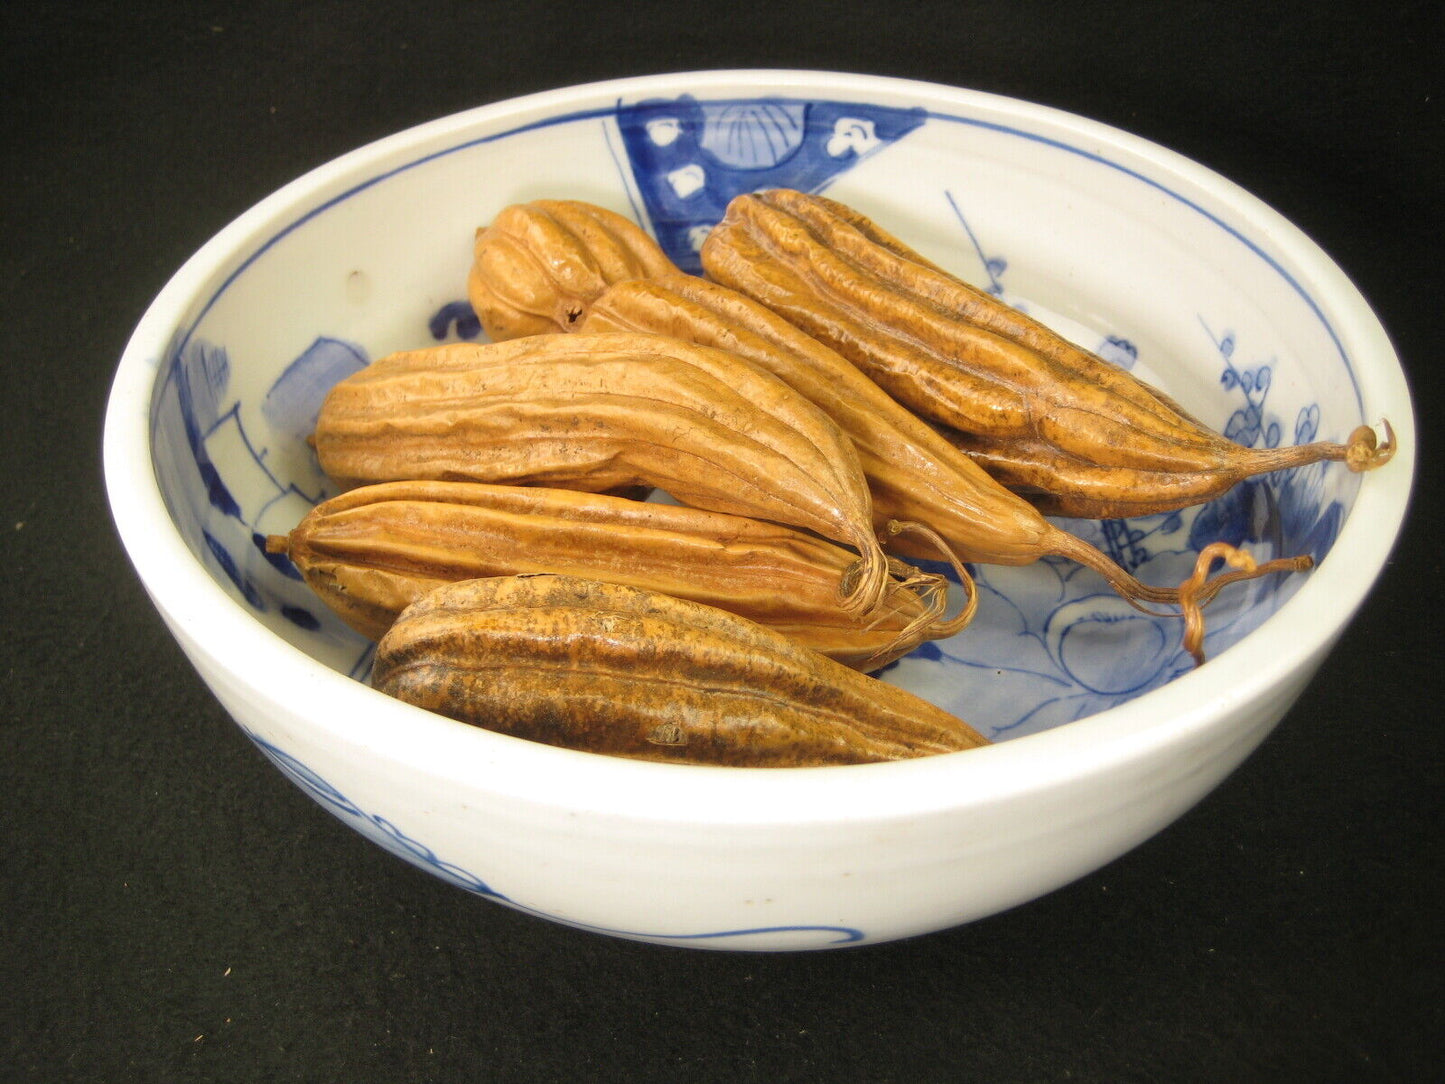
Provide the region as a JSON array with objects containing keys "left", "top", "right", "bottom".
[{"left": 103, "top": 70, "right": 1414, "bottom": 949}]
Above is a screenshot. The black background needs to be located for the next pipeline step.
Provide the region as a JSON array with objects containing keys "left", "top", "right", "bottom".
[{"left": 3, "top": 2, "right": 1440, "bottom": 1081}]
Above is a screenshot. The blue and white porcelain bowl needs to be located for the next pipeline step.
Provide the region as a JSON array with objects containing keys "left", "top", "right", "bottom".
[{"left": 103, "top": 71, "right": 1414, "bottom": 950}]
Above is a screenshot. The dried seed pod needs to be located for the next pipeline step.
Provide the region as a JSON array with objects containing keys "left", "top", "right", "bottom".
[
  {"left": 312, "top": 331, "right": 892, "bottom": 617},
  {"left": 468, "top": 199, "right": 679, "bottom": 341},
  {"left": 579, "top": 278, "right": 1117, "bottom": 569},
  {"left": 700, "top": 188, "right": 1394, "bottom": 518},
  {"left": 939, "top": 422, "right": 1395, "bottom": 519},
  {"left": 579, "top": 278, "right": 1310, "bottom": 618},
  {"left": 372, "top": 574, "right": 990, "bottom": 767},
  {"left": 267, "top": 479, "right": 971, "bottom": 670},
  {"left": 460, "top": 199, "right": 1307, "bottom": 638}
]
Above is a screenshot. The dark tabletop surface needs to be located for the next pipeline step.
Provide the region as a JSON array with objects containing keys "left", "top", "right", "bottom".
[{"left": 3, "top": 2, "right": 1439, "bottom": 1081}]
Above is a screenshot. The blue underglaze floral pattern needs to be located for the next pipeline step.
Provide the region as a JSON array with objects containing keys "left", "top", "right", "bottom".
[
  {"left": 244, "top": 727, "right": 864, "bottom": 946},
  {"left": 146, "top": 92, "right": 1361, "bottom": 931},
  {"left": 246, "top": 728, "right": 501, "bottom": 897}
]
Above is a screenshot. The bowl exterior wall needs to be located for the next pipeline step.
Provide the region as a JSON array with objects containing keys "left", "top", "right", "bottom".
[{"left": 167, "top": 606, "right": 1325, "bottom": 948}]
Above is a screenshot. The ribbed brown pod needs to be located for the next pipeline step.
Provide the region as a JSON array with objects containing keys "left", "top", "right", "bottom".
[
  {"left": 372, "top": 575, "right": 990, "bottom": 766},
  {"left": 468, "top": 199, "right": 679, "bottom": 341},
  {"left": 461, "top": 199, "right": 1314, "bottom": 664},
  {"left": 311, "top": 331, "right": 893, "bottom": 618},
  {"left": 700, "top": 188, "right": 1394, "bottom": 519},
  {"left": 267, "top": 479, "right": 972, "bottom": 671}
]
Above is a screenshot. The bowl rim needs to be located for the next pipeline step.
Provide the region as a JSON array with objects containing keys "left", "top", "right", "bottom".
[{"left": 102, "top": 68, "right": 1416, "bottom": 827}]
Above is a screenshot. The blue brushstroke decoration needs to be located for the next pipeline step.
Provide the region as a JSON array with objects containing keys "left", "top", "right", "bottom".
[
  {"left": 428, "top": 300, "right": 483, "bottom": 342},
  {"left": 245, "top": 728, "right": 866, "bottom": 946},
  {"left": 615, "top": 95, "right": 927, "bottom": 272},
  {"left": 261, "top": 336, "right": 369, "bottom": 443}
]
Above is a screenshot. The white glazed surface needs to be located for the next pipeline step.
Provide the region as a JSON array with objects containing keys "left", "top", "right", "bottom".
[{"left": 104, "top": 70, "right": 1414, "bottom": 949}]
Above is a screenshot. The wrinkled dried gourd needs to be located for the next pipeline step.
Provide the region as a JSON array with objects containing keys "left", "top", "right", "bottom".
[
  {"left": 371, "top": 574, "right": 990, "bottom": 766},
  {"left": 700, "top": 188, "right": 1395, "bottom": 519},
  {"left": 465, "top": 200, "right": 1311, "bottom": 664},
  {"left": 578, "top": 278, "right": 1237, "bottom": 597},
  {"left": 267, "top": 479, "right": 971, "bottom": 671},
  {"left": 312, "top": 331, "right": 893, "bottom": 618},
  {"left": 468, "top": 198, "right": 680, "bottom": 341}
]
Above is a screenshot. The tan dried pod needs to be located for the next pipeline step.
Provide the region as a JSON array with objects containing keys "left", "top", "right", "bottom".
[
  {"left": 577, "top": 282, "right": 1311, "bottom": 642},
  {"left": 312, "top": 331, "right": 893, "bottom": 618},
  {"left": 460, "top": 201, "right": 1304, "bottom": 621},
  {"left": 700, "top": 188, "right": 1394, "bottom": 519},
  {"left": 372, "top": 574, "right": 990, "bottom": 767},
  {"left": 579, "top": 278, "right": 1171, "bottom": 583},
  {"left": 267, "top": 479, "right": 973, "bottom": 671},
  {"left": 467, "top": 199, "right": 679, "bottom": 341}
]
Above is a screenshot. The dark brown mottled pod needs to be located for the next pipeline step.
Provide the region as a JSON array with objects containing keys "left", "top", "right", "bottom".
[{"left": 371, "top": 575, "right": 990, "bottom": 766}]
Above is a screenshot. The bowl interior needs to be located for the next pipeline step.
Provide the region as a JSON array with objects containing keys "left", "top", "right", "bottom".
[{"left": 143, "top": 74, "right": 1382, "bottom": 742}]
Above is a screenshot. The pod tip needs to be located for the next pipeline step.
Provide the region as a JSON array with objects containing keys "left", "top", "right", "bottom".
[{"left": 1346, "top": 418, "right": 1396, "bottom": 471}]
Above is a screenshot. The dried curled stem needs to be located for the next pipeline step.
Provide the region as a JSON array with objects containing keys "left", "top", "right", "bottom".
[
  {"left": 1179, "top": 542, "right": 1261, "bottom": 666},
  {"left": 870, "top": 519, "right": 980, "bottom": 661},
  {"left": 1345, "top": 420, "right": 1396, "bottom": 472}
]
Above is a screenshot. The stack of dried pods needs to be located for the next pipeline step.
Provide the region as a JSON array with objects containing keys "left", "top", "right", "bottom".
[{"left": 269, "top": 190, "right": 1394, "bottom": 767}]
